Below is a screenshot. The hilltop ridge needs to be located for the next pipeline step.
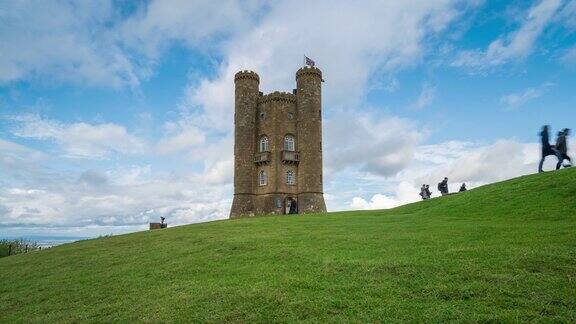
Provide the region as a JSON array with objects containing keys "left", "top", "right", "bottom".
[{"left": 1, "top": 169, "right": 575, "bottom": 322}]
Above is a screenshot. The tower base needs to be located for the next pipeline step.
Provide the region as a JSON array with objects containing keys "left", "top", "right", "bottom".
[
  {"left": 297, "top": 192, "right": 327, "bottom": 214},
  {"left": 230, "top": 194, "right": 255, "bottom": 218}
]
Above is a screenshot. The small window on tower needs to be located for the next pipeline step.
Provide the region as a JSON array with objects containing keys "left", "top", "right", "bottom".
[
  {"left": 286, "top": 170, "right": 295, "bottom": 185},
  {"left": 284, "top": 135, "right": 295, "bottom": 151},
  {"left": 259, "top": 111, "right": 266, "bottom": 121},
  {"left": 288, "top": 112, "right": 294, "bottom": 120},
  {"left": 259, "top": 136, "right": 269, "bottom": 152},
  {"left": 259, "top": 170, "right": 267, "bottom": 186}
]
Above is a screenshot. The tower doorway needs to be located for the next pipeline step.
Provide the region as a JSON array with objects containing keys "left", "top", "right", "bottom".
[{"left": 285, "top": 197, "right": 298, "bottom": 215}]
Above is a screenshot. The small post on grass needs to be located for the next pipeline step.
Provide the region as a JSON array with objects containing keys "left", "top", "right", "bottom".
[
  {"left": 8, "top": 244, "right": 12, "bottom": 256},
  {"left": 25, "top": 244, "right": 28, "bottom": 253}
]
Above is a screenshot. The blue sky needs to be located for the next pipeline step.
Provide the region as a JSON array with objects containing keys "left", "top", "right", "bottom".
[{"left": 0, "top": 0, "right": 575, "bottom": 239}]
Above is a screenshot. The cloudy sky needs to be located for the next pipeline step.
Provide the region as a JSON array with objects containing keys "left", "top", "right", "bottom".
[{"left": 1, "top": 0, "right": 575, "bottom": 239}]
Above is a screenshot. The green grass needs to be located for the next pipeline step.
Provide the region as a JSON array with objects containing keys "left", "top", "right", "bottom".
[{"left": 1, "top": 169, "right": 576, "bottom": 322}]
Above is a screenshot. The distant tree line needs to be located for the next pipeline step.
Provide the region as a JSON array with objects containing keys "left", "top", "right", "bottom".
[{"left": 0, "top": 239, "right": 40, "bottom": 258}]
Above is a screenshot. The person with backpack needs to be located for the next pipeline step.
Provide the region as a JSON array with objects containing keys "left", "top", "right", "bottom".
[
  {"left": 438, "top": 177, "right": 449, "bottom": 196},
  {"left": 419, "top": 184, "right": 430, "bottom": 200},
  {"left": 419, "top": 185, "right": 426, "bottom": 200},
  {"left": 555, "top": 128, "right": 572, "bottom": 170},
  {"left": 425, "top": 185, "right": 432, "bottom": 199}
]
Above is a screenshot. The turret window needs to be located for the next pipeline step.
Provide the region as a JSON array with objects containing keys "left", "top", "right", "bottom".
[
  {"left": 259, "top": 136, "right": 269, "bottom": 152},
  {"left": 284, "top": 135, "right": 295, "bottom": 151},
  {"left": 286, "top": 170, "right": 295, "bottom": 185},
  {"left": 259, "top": 170, "right": 267, "bottom": 186}
]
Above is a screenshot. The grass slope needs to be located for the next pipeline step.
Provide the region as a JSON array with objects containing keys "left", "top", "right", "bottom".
[{"left": 1, "top": 169, "right": 575, "bottom": 322}]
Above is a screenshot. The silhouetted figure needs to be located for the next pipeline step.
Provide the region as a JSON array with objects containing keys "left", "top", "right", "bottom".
[
  {"left": 438, "top": 177, "right": 449, "bottom": 196},
  {"left": 160, "top": 216, "right": 165, "bottom": 225},
  {"left": 425, "top": 185, "right": 432, "bottom": 199},
  {"left": 419, "top": 184, "right": 430, "bottom": 200},
  {"left": 539, "top": 125, "right": 561, "bottom": 173},
  {"left": 459, "top": 183, "right": 467, "bottom": 192},
  {"left": 288, "top": 199, "right": 298, "bottom": 214},
  {"left": 556, "top": 128, "right": 572, "bottom": 170}
]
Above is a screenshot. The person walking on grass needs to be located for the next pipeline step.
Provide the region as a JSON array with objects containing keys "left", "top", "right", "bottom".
[
  {"left": 539, "top": 125, "right": 561, "bottom": 173},
  {"left": 419, "top": 184, "right": 430, "bottom": 200},
  {"left": 556, "top": 128, "right": 572, "bottom": 170},
  {"left": 459, "top": 183, "right": 467, "bottom": 192},
  {"left": 438, "top": 177, "right": 449, "bottom": 196}
]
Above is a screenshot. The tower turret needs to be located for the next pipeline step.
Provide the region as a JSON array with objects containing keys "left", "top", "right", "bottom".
[
  {"left": 295, "top": 67, "right": 327, "bottom": 213},
  {"left": 230, "top": 70, "right": 260, "bottom": 218}
]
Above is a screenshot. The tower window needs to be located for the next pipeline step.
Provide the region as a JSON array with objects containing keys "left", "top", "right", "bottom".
[
  {"left": 259, "top": 136, "right": 269, "bottom": 152},
  {"left": 286, "top": 170, "right": 295, "bottom": 185},
  {"left": 259, "top": 170, "right": 267, "bottom": 186},
  {"left": 259, "top": 111, "right": 266, "bottom": 121},
  {"left": 284, "top": 135, "right": 295, "bottom": 151},
  {"left": 288, "top": 112, "right": 294, "bottom": 120}
]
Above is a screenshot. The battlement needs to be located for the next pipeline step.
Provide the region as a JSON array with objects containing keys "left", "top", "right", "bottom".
[
  {"left": 296, "top": 66, "right": 322, "bottom": 79},
  {"left": 234, "top": 70, "right": 260, "bottom": 83},
  {"left": 259, "top": 91, "right": 296, "bottom": 104},
  {"left": 232, "top": 67, "right": 326, "bottom": 218}
]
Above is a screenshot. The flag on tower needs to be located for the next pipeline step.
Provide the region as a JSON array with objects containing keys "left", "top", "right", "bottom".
[{"left": 304, "top": 55, "right": 315, "bottom": 67}]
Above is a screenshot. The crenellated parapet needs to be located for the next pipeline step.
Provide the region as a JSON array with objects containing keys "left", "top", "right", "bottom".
[
  {"left": 259, "top": 91, "right": 297, "bottom": 104},
  {"left": 231, "top": 66, "right": 326, "bottom": 218},
  {"left": 296, "top": 66, "right": 322, "bottom": 79},
  {"left": 234, "top": 70, "right": 260, "bottom": 83}
]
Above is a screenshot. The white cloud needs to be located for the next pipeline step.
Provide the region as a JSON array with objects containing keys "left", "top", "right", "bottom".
[
  {"left": 0, "top": 0, "right": 263, "bottom": 88},
  {"left": 350, "top": 182, "right": 417, "bottom": 210},
  {"left": 157, "top": 121, "right": 206, "bottom": 155},
  {"left": 558, "top": 0, "right": 576, "bottom": 28},
  {"left": 324, "top": 110, "right": 423, "bottom": 177},
  {"left": 0, "top": 161, "right": 232, "bottom": 232},
  {"left": 183, "top": 0, "right": 465, "bottom": 132},
  {"left": 9, "top": 115, "right": 147, "bottom": 158},
  {"left": 0, "top": 138, "right": 47, "bottom": 179},
  {"left": 499, "top": 82, "right": 553, "bottom": 109},
  {"left": 452, "top": 0, "right": 562, "bottom": 69},
  {"left": 412, "top": 83, "right": 436, "bottom": 109},
  {"left": 344, "top": 138, "right": 568, "bottom": 211},
  {"left": 0, "top": 1, "right": 145, "bottom": 88},
  {"left": 119, "top": 0, "right": 263, "bottom": 59},
  {"left": 561, "top": 46, "right": 576, "bottom": 65}
]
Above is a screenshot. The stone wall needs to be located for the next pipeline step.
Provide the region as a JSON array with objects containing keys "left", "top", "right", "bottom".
[{"left": 230, "top": 67, "right": 326, "bottom": 218}]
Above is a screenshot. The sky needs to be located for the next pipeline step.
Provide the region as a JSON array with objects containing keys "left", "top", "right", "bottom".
[{"left": 0, "top": 0, "right": 575, "bottom": 239}]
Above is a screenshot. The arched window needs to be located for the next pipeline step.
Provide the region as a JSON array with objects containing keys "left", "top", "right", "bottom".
[
  {"left": 284, "top": 135, "right": 295, "bottom": 151},
  {"left": 259, "top": 170, "right": 267, "bottom": 186},
  {"left": 259, "top": 136, "right": 269, "bottom": 152},
  {"left": 286, "top": 170, "right": 295, "bottom": 185}
]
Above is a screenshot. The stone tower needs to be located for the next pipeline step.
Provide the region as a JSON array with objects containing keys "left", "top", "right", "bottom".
[{"left": 230, "top": 67, "right": 327, "bottom": 218}]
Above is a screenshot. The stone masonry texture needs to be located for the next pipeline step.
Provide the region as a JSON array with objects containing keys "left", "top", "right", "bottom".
[{"left": 230, "top": 67, "right": 327, "bottom": 218}]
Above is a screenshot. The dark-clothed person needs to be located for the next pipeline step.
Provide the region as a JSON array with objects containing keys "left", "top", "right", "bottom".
[
  {"left": 459, "top": 183, "right": 467, "bottom": 192},
  {"left": 288, "top": 199, "right": 298, "bottom": 214},
  {"left": 539, "top": 125, "right": 561, "bottom": 172},
  {"left": 556, "top": 128, "right": 572, "bottom": 170},
  {"left": 438, "top": 177, "right": 449, "bottom": 196}
]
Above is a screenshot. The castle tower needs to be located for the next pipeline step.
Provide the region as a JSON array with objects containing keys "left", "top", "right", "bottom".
[
  {"left": 295, "top": 67, "right": 327, "bottom": 213},
  {"left": 230, "top": 67, "right": 327, "bottom": 218},
  {"left": 230, "top": 71, "right": 260, "bottom": 218}
]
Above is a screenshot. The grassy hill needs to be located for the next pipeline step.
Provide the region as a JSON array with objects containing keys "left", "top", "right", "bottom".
[{"left": 1, "top": 169, "right": 575, "bottom": 322}]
